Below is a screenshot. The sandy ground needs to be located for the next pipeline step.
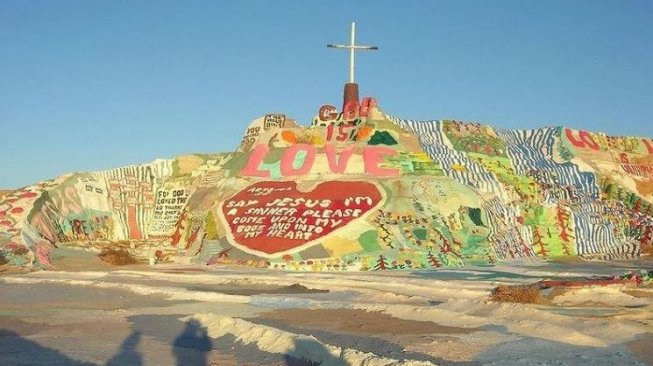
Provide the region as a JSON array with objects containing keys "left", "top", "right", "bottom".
[{"left": 1, "top": 251, "right": 652, "bottom": 365}]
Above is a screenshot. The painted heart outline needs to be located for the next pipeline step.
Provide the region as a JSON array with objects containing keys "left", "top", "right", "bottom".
[{"left": 218, "top": 180, "right": 385, "bottom": 257}]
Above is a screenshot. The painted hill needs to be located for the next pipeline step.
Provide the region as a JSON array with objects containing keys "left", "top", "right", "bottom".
[{"left": 1, "top": 98, "right": 652, "bottom": 270}]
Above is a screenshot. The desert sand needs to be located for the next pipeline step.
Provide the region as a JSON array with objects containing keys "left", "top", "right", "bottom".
[{"left": 1, "top": 251, "right": 652, "bottom": 365}]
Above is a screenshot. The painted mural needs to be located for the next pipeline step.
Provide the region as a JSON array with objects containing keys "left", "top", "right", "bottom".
[{"left": 1, "top": 97, "right": 651, "bottom": 270}]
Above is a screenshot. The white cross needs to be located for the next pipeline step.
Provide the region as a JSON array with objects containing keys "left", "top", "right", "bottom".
[{"left": 327, "top": 22, "right": 378, "bottom": 84}]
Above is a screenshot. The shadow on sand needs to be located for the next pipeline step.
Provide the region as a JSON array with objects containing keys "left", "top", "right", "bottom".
[
  {"left": 0, "top": 329, "right": 96, "bottom": 366},
  {"left": 0, "top": 321, "right": 355, "bottom": 366},
  {"left": 105, "top": 330, "right": 143, "bottom": 366},
  {"left": 172, "top": 319, "right": 213, "bottom": 366},
  {"left": 0, "top": 320, "right": 214, "bottom": 366}
]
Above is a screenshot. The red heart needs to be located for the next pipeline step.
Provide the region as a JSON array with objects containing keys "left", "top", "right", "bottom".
[{"left": 220, "top": 181, "right": 384, "bottom": 256}]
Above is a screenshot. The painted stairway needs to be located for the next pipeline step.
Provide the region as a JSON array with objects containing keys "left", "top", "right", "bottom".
[{"left": 1, "top": 99, "right": 652, "bottom": 270}]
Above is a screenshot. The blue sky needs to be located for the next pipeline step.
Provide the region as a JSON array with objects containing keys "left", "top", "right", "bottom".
[{"left": 1, "top": 0, "right": 651, "bottom": 188}]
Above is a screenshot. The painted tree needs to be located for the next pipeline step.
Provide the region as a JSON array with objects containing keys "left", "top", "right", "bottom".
[
  {"left": 555, "top": 205, "right": 575, "bottom": 255},
  {"left": 633, "top": 198, "right": 642, "bottom": 213},
  {"left": 374, "top": 255, "right": 389, "bottom": 270},
  {"left": 519, "top": 235, "right": 533, "bottom": 257},
  {"left": 170, "top": 210, "right": 188, "bottom": 246},
  {"left": 427, "top": 252, "right": 441, "bottom": 268},
  {"left": 184, "top": 227, "right": 201, "bottom": 250},
  {"left": 451, "top": 237, "right": 464, "bottom": 258},
  {"left": 532, "top": 227, "right": 548, "bottom": 257},
  {"left": 615, "top": 187, "right": 626, "bottom": 202},
  {"left": 640, "top": 225, "right": 653, "bottom": 247},
  {"left": 432, "top": 229, "right": 456, "bottom": 256}
]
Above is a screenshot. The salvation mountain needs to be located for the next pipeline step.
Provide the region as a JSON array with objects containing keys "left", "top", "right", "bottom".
[{"left": 1, "top": 97, "right": 652, "bottom": 270}]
